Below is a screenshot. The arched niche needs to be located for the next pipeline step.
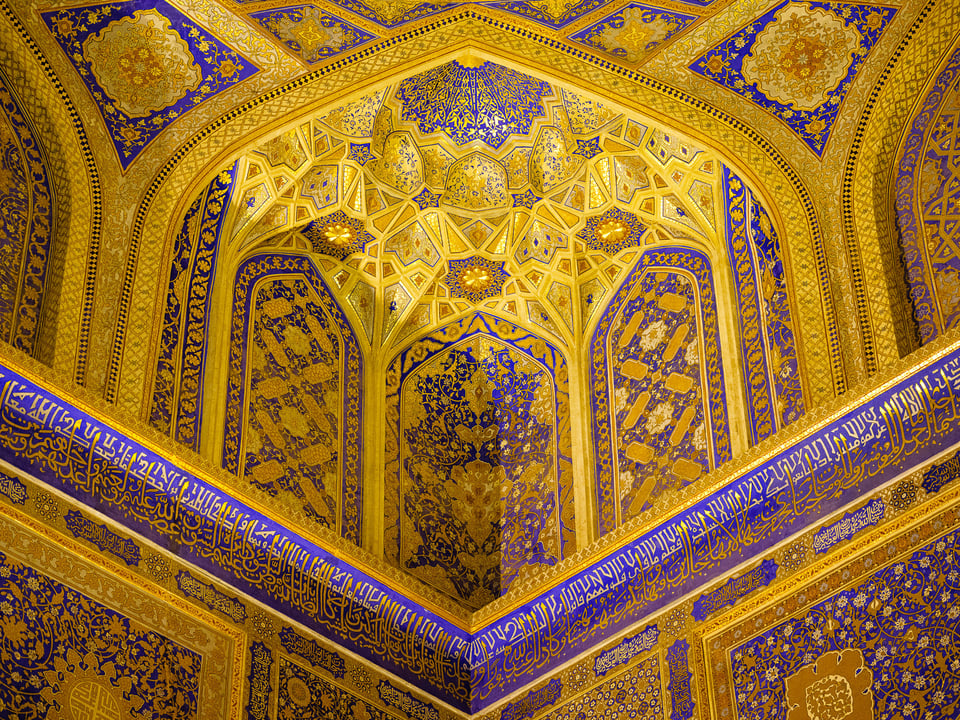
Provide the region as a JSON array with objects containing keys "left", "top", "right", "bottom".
[
  {"left": 896, "top": 43, "right": 960, "bottom": 344},
  {"left": 383, "top": 313, "right": 575, "bottom": 609},
  {"left": 220, "top": 252, "right": 364, "bottom": 544},
  {"left": 141, "top": 50, "right": 817, "bottom": 568}
]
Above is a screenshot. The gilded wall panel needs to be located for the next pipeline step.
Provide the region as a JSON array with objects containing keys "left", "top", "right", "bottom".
[
  {"left": 0, "top": 5, "right": 98, "bottom": 377},
  {"left": 711, "top": 512, "right": 960, "bottom": 720},
  {"left": 0, "top": 505, "right": 239, "bottom": 720},
  {"left": 223, "top": 254, "right": 364, "bottom": 543},
  {"left": 116, "top": 24, "right": 838, "bottom": 416},
  {"left": 0, "top": 68, "right": 52, "bottom": 358},
  {"left": 591, "top": 247, "right": 729, "bottom": 535},
  {"left": 149, "top": 164, "right": 234, "bottom": 446},
  {"left": 723, "top": 167, "right": 804, "bottom": 443}
]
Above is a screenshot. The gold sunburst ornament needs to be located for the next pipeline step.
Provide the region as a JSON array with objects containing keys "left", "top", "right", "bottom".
[
  {"left": 303, "top": 211, "right": 370, "bottom": 259},
  {"left": 459, "top": 265, "right": 492, "bottom": 291},
  {"left": 444, "top": 257, "right": 508, "bottom": 303},
  {"left": 594, "top": 218, "right": 628, "bottom": 247},
  {"left": 322, "top": 223, "right": 354, "bottom": 246},
  {"left": 578, "top": 208, "right": 645, "bottom": 254}
]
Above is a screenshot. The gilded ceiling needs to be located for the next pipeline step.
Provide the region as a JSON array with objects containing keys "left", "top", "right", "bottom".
[{"left": 0, "top": 0, "right": 959, "bottom": 717}]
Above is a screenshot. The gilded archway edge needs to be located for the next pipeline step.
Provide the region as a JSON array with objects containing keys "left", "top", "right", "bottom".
[
  {"left": 0, "top": 3, "right": 100, "bottom": 383},
  {"left": 846, "top": 0, "right": 960, "bottom": 365},
  {"left": 116, "top": 14, "right": 838, "bottom": 420}
]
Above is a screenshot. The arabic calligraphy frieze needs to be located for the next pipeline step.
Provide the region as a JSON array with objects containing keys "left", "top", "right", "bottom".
[
  {"left": 591, "top": 247, "right": 730, "bottom": 534},
  {"left": 279, "top": 625, "right": 346, "bottom": 678},
  {"left": 812, "top": 497, "right": 885, "bottom": 554},
  {"left": 64, "top": 509, "right": 141, "bottom": 566},
  {"left": 0, "top": 365, "right": 471, "bottom": 707},
  {"left": 377, "top": 680, "right": 440, "bottom": 720},
  {"left": 691, "top": 559, "right": 777, "bottom": 622},
  {"left": 177, "top": 571, "right": 247, "bottom": 624},
  {"left": 594, "top": 624, "right": 659, "bottom": 676},
  {"left": 3, "top": 336, "right": 960, "bottom": 710},
  {"left": 500, "top": 677, "right": 562, "bottom": 720},
  {"left": 465, "top": 351, "right": 960, "bottom": 706},
  {"left": 666, "top": 639, "right": 693, "bottom": 720},
  {"left": 921, "top": 449, "right": 960, "bottom": 494}
]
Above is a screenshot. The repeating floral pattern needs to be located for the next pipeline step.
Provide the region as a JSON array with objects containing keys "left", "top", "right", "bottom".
[
  {"left": 690, "top": 1, "right": 896, "bottom": 155},
  {"left": 724, "top": 168, "right": 804, "bottom": 443},
  {"left": 397, "top": 61, "right": 552, "bottom": 149},
  {"left": 896, "top": 48, "right": 960, "bottom": 341},
  {"left": 569, "top": 4, "right": 698, "bottom": 65},
  {"left": 250, "top": 6, "right": 377, "bottom": 64},
  {"left": 731, "top": 529, "right": 960, "bottom": 720},
  {"left": 42, "top": 1, "right": 258, "bottom": 167},
  {"left": 242, "top": 278, "right": 345, "bottom": 529},
  {"left": 0, "top": 553, "right": 201, "bottom": 719},
  {"left": 145, "top": 61, "right": 805, "bottom": 612},
  {"left": 278, "top": 657, "right": 388, "bottom": 720},
  {"left": 591, "top": 249, "right": 728, "bottom": 531},
  {"left": 385, "top": 315, "right": 574, "bottom": 608},
  {"left": 0, "top": 74, "right": 52, "bottom": 356},
  {"left": 149, "top": 167, "right": 233, "bottom": 446},
  {"left": 222, "top": 254, "right": 365, "bottom": 543},
  {"left": 548, "top": 656, "right": 662, "bottom": 720}
]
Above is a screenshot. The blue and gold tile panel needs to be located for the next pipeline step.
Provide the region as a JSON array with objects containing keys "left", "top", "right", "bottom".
[
  {"left": 690, "top": 1, "right": 896, "bottom": 155},
  {"left": 249, "top": 6, "right": 377, "bottom": 64},
  {"left": 568, "top": 4, "right": 699, "bottom": 65},
  {"left": 247, "top": 642, "right": 273, "bottom": 720},
  {"left": 540, "top": 656, "right": 662, "bottom": 719},
  {"left": 745, "top": 182, "right": 805, "bottom": 427},
  {"left": 383, "top": 313, "right": 575, "bottom": 608},
  {"left": 723, "top": 167, "right": 805, "bottom": 445},
  {"left": 240, "top": 0, "right": 713, "bottom": 30},
  {"left": 150, "top": 165, "right": 235, "bottom": 448},
  {"left": 482, "top": 0, "right": 607, "bottom": 29},
  {"left": 280, "top": 0, "right": 460, "bottom": 28},
  {"left": 8, "top": 320, "right": 960, "bottom": 709},
  {"left": 590, "top": 247, "right": 730, "bottom": 534},
  {"left": 396, "top": 60, "right": 552, "bottom": 150},
  {"left": 42, "top": 1, "right": 258, "bottom": 168},
  {"left": 64, "top": 509, "right": 141, "bottom": 566},
  {"left": 222, "top": 254, "right": 364, "bottom": 543},
  {"left": 279, "top": 656, "right": 392, "bottom": 718},
  {"left": 0, "top": 552, "right": 202, "bottom": 718},
  {"left": 729, "top": 527, "right": 960, "bottom": 720}
]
